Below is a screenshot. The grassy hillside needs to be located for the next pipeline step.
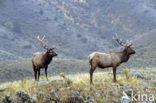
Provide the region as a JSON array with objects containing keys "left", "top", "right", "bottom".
[
  {"left": 0, "top": 58, "right": 90, "bottom": 83},
  {"left": 1, "top": 56, "right": 150, "bottom": 84},
  {"left": 0, "top": 69, "right": 156, "bottom": 103}
]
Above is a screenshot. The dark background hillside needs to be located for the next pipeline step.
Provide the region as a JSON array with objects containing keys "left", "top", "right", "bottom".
[
  {"left": 0, "top": 0, "right": 156, "bottom": 83},
  {"left": 0, "top": 0, "right": 156, "bottom": 62}
]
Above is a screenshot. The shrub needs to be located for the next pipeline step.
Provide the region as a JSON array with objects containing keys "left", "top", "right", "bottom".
[
  {"left": 60, "top": 72, "right": 73, "bottom": 85},
  {"left": 37, "top": 91, "right": 45, "bottom": 99},
  {"left": 122, "top": 68, "right": 129, "bottom": 80},
  {"left": 1, "top": 95, "right": 15, "bottom": 103},
  {"left": 37, "top": 91, "right": 45, "bottom": 102},
  {"left": 65, "top": 78, "right": 73, "bottom": 85},
  {"left": 16, "top": 90, "right": 32, "bottom": 103}
]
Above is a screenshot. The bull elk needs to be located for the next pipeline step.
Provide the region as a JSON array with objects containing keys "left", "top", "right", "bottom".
[
  {"left": 88, "top": 35, "right": 135, "bottom": 84},
  {"left": 32, "top": 35, "right": 57, "bottom": 81}
]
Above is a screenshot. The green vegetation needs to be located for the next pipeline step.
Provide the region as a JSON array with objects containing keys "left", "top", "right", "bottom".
[{"left": 122, "top": 68, "right": 129, "bottom": 80}]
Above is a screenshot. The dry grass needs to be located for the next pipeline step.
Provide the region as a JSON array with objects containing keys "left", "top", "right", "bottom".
[{"left": 0, "top": 70, "right": 156, "bottom": 102}]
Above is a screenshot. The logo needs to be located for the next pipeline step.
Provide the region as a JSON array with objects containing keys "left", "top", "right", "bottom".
[{"left": 121, "top": 90, "right": 155, "bottom": 102}]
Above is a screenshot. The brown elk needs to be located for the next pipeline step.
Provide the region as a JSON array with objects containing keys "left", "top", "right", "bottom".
[
  {"left": 32, "top": 35, "right": 57, "bottom": 81},
  {"left": 88, "top": 35, "right": 135, "bottom": 84}
]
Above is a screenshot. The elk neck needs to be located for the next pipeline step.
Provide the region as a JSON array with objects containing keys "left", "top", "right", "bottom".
[
  {"left": 121, "top": 49, "right": 130, "bottom": 63},
  {"left": 42, "top": 52, "right": 53, "bottom": 65}
]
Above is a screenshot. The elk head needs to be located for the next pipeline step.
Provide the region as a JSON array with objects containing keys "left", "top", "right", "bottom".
[
  {"left": 37, "top": 35, "right": 58, "bottom": 57},
  {"left": 113, "top": 34, "right": 135, "bottom": 55}
]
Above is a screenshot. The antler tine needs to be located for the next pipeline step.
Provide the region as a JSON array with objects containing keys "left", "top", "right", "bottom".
[
  {"left": 52, "top": 44, "right": 58, "bottom": 50},
  {"left": 127, "top": 41, "right": 133, "bottom": 47},
  {"left": 41, "top": 35, "right": 45, "bottom": 41},
  {"left": 125, "top": 40, "right": 133, "bottom": 47},
  {"left": 37, "top": 35, "right": 40, "bottom": 41},
  {"left": 37, "top": 35, "right": 48, "bottom": 50},
  {"left": 113, "top": 33, "right": 125, "bottom": 47},
  {"left": 115, "top": 33, "right": 118, "bottom": 38},
  {"left": 124, "top": 40, "right": 129, "bottom": 47}
]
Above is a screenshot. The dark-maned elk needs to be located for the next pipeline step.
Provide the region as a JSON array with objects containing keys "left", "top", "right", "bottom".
[
  {"left": 88, "top": 35, "right": 135, "bottom": 84},
  {"left": 32, "top": 35, "right": 57, "bottom": 81}
]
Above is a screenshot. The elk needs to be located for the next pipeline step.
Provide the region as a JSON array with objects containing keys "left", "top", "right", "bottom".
[
  {"left": 32, "top": 35, "right": 57, "bottom": 81},
  {"left": 88, "top": 35, "right": 135, "bottom": 84}
]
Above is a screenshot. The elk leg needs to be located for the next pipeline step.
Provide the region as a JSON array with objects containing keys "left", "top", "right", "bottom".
[
  {"left": 38, "top": 69, "right": 40, "bottom": 81},
  {"left": 45, "top": 66, "right": 48, "bottom": 81},
  {"left": 35, "top": 70, "right": 37, "bottom": 81},
  {"left": 90, "top": 66, "right": 96, "bottom": 84},
  {"left": 113, "top": 67, "right": 117, "bottom": 82},
  {"left": 33, "top": 66, "right": 37, "bottom": 81}
]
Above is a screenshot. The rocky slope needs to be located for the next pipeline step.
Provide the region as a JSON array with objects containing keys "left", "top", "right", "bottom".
[{"left": 0, "top": 0, "right": 156, "bottom": 60}]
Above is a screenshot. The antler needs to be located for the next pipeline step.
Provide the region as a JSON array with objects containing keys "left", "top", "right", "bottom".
[
  {"left": 113, "top": 34, "right": 133, "bottom": 47},
  {"left": 126, "top": 41, "right": 133, "bottom": 47},
  {"left": 113, "top": 34, "right": 126, "bottom": 47},
  {"left": 52, "top": 43, "right": 59, "bottom": 50},
  {"left": 37, "top": 35, "right": 48, "bottom": 50},
  {"left": 52, "top": 45, "right": 56, "bottom": 50}
]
